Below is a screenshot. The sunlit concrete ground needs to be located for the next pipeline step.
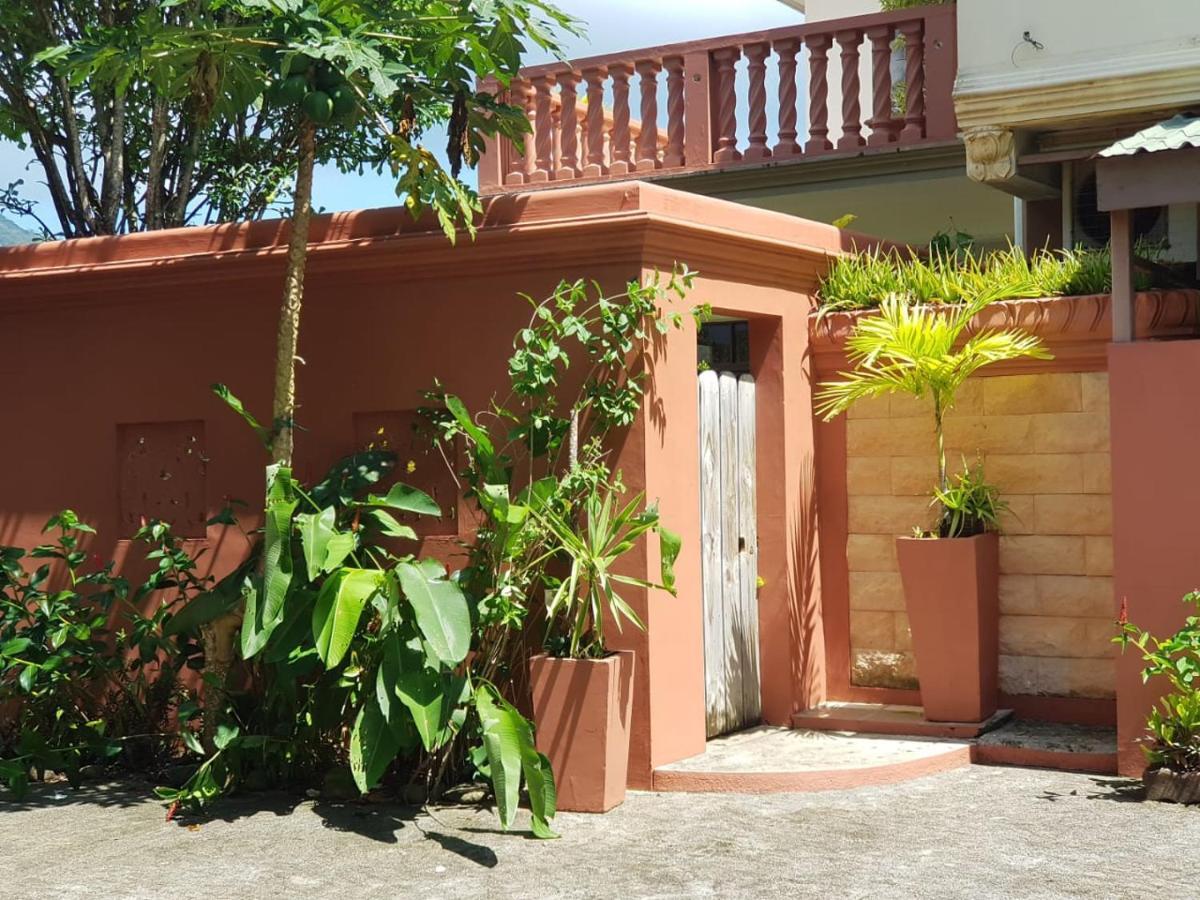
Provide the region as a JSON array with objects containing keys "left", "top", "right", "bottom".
[{"left": 1, "top": 765, "right": 1196, "bottom": 899}]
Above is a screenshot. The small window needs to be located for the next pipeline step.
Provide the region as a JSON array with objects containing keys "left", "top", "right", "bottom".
[{"left": 697, "top": 320, "right": 751, "bottom": 374}]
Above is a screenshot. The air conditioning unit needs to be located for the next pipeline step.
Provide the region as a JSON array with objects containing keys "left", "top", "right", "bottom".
[{"left": 1070, "top": 159, "right": 1167, "bottom": 248}]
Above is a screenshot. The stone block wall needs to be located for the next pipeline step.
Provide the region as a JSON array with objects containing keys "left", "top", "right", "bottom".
[{"left": 844, "top": 371, "right": 1116, "bottom": 699}]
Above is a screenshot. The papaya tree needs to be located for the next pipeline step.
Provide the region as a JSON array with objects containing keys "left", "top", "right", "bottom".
[{"left": 47, "top": 0, "right": 572, "bottom": 466}]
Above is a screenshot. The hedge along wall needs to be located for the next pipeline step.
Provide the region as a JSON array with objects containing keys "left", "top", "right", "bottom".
[{"left": 812, "top": 290, "right": 1200, "bottom": 718}]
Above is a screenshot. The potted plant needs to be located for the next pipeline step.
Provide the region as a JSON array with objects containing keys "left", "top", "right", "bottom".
[
  {"left": 528, "top": 483, "right": 679, "bottom": 812},
  {"left": 816, "top": 287, "right": 1050, "bottom": 722},
  {"left": 1116, "top": 592, "right": 1200, "bottom": 803}
]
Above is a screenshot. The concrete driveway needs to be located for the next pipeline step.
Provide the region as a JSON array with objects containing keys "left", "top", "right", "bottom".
[{"left": 0, "top": 765, "right": 1195, "bottom": 899}]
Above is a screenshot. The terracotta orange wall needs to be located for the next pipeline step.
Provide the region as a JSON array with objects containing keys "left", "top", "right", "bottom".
[
  {"left": 0, "top": 181, "right": 853, "bottom": 785},
  {"left": 1110, "top": 339, "right": 1200, "bottom": 776}
]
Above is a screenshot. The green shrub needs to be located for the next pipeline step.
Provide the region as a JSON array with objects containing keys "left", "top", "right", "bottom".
[
  {"left": 880, "top": 0, "right": 954, "bottom": 10},
  {"left": 0, "top": 513, "right": 208, "bottom": 797},
  {"left": 1116, "top": 592, "right": 1200, "bottom": 773},
  {"left": 817, "top": 243, "right": 1158, "bottom": 312}
]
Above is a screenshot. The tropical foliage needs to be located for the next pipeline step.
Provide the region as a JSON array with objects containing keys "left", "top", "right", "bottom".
[
  {"left": 816, "top": 286, "right": 1050, "bottom": 531},
  {"left": 817, "top": 244, "right": 1157, "bottom": 312},
  {"left": 931, "top": 458, "right": 1008, "bottom": 539},
  {"left": 538, "top": 483, "right": 679, "bottom": 660},
  {"left": 1116, "top": 592, "right": 1200, "bottom": 772},
  {"left": 0, "top": 513, "right": 209, "bottom": 798},
  {"left": 424, "top": 266, "right": 695, "bottom": 682},
  {"left": 146, "top": 419, "right": 556, "bottom": 836}
]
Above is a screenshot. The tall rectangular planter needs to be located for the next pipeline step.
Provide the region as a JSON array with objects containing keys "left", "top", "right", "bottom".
[
  {"left": 528, "top": 650, "right": 635, "bottom": 813},
  {"left": 895, "top": 534, "right": 999, "bottom": 723}
]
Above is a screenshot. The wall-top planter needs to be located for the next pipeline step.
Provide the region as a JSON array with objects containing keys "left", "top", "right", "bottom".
[{"left": 810, "top": 291, "right": 1200, "bottom": 377}]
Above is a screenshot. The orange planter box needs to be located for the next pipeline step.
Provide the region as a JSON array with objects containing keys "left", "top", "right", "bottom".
[
  {"left": 529, "top": 650, "right": 635, "bottom": 813},
  {"left": 896, "top": 533, "right": 999, "bottom": 723}
]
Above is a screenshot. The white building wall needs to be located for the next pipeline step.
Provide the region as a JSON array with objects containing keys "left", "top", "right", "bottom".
[{"left": 956, "top": 0, "right": 1200, "bottom": 100}]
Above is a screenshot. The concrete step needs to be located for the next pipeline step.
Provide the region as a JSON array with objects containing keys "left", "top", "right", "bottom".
[
  {"left": 973, "top": 719, "right": 1117, "bottom": 774},
  {"left": 791, "top": 701, "right": 1013, "bottom": 740},
  {"left": 652, "top": 725, "right": 971, "bottom": 793}
]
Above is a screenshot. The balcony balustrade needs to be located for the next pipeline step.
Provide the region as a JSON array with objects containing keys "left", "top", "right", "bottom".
[{"left": 479, "top": 5, "right": 957, "bottom": 194}]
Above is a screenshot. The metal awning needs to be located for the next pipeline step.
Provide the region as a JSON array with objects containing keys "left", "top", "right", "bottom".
[{"left": 1098, "top": 114, "right": 1200, "bottom": 158}]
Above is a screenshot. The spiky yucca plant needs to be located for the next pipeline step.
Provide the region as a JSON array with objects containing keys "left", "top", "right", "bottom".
[{"left": 816, "top": 286, "right": 1051, "bottom": 513}]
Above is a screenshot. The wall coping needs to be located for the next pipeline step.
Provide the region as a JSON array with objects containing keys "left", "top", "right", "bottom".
[
  {"left": 810, "top": 291, "right": 1200, "bottom": 376},
  {"left": 0, "top": 182, "right": 873, "bottom": 303}
]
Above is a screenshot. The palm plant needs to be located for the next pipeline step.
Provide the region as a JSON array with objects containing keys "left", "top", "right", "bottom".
[
  {"left": 536, "top": 487, "right": 680, "bottom": 660},
  {"left": 815, "top": 285, "right": 1051, "bottom": 514}
]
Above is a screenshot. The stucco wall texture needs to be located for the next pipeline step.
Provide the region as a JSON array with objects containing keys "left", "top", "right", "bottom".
[{"left": 844, "top": 372, "right": 1116, "bottom": 700}]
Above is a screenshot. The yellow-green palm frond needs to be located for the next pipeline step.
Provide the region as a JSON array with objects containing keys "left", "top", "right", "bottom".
[{"left": 817, "top": 288, "right": 1052, "bottom": 422}]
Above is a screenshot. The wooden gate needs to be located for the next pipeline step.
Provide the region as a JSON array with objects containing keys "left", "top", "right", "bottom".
[{"left": 698, "top": 370, "right": 761, "bottom": 737}]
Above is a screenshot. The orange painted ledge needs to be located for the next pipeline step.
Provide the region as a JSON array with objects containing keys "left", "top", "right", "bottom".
[
  {"left": 971, "top": 744, "right": 1117, "bottom": 775},
  {"left": 651, "top": 744, "right": 972, "bottom": 794}
]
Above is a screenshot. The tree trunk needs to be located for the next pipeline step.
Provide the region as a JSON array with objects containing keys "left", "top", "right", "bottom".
[
  {"left": 270, "top": 119, "right": 317, "bottom": 467},
  {"left": 204, "top": 119, "right": 317, "bottom": 735}
]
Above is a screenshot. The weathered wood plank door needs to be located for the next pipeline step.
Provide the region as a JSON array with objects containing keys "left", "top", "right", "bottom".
[{"left": 698, "top": 370, "right": 761, "bottom": 737}]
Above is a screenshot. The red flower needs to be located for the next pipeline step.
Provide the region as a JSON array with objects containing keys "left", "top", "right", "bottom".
[
  {"left": 165, "top": 800, "right": 180, "bottom": 823},
  {"left": 1118, "top": 596, "right": 1129, "bottom": 626}
]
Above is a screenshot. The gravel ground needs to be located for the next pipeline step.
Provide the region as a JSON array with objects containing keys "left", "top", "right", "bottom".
[{"left": 1, "top": 765, "right": 1196, "bottom": 899}]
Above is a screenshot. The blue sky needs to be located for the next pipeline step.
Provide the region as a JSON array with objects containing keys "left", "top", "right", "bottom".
[{"left": 0, "top": 0, "right": 800, "bottom": 233}]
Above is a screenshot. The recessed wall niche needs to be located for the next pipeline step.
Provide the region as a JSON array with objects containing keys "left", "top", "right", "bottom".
[{"left": 117, "top": 420, "right": 208, "bottom": 538}]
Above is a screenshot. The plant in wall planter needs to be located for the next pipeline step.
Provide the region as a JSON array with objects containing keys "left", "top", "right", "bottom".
[
  {"left": 817, "top": 287, "right": 1050, "bottom": 723},
  {"left": 528, "top": 480, "right": 680, "bottom": 813},
  {"left": 1116, "top": 592, "right": 1200, "bottom": 803}
]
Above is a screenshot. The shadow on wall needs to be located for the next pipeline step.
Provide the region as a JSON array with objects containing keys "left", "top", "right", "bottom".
[{"left": 789, "top": 450, "right": 823, "bottom": 713}]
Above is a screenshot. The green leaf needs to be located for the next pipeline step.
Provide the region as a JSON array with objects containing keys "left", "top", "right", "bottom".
[
  {"left": 475, "top": 687, "right": 521, "bottom": 830},
  {"left": 18, "top": 665, "right": 35, "bottom": 693},
  {"left": 475, "top": 686, "right": 557, "bottom": 837},
  {"left": 0, "top": 637, "right": 31, "bottom": 658},
  {"left": 659, "top": 525, "right": 681, "bottom": 595},
  {"left": 262, "top": 589, "right": 318, "bottom": 664},
  {"left": 322, "top": 532, "right": 356, "bottom": 572},
  {"left": 214, "top": 724, "right": 240, "bottom": 751},
  {"left": 364, "top": 482, "right": 441, "bottom": 517},
  {"left": 212, "top": 384, "right": 271, "bottom": 449},
  {"left": 311, "top": 569, "right": 379, "bottom": 668},
  {"left": 310, "top": 450, "right": 398, "bottom": 508},
  {"left": 395, "top": 666, "right": 464, "bottom": 752},
  {"left": 238, "top": 577, "right": 270, "bottom": 659},
  {"left": 298, "top": 506, "right": 337, "bottom": 582},
  {"left": 349, "top": 696, "right": 402, "bottom": 794},
  {"left": 445, "top": 394, "right": 494, "bottom": 463},
  {"left": 524, "top": 750, "right": 558, "bottom": 840},
  {"left": 375, "top": 636, "right": 401, "bottom": 721},
  {"left": 396, "top": 561, "right": 470, "bottom": 665},
  {"left": 181, "top": 730, "right": 205, "bottom": 756},
  {"left": 364, "top": 509, "right": 418, "bottom": 540},
  {"left": 165, "top": 555, "right": 259, "bottom": 637},
  {"left": 261, "top": 465, "right": 299, "bottom": 644}
]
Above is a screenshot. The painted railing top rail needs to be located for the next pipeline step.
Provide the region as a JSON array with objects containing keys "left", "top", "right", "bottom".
[{"left": 480, "top": 5, "right": 957, "bottom": 193}]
